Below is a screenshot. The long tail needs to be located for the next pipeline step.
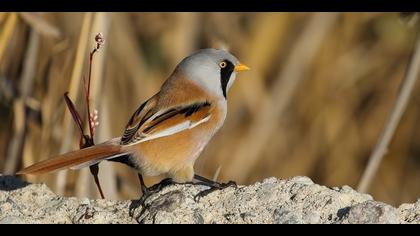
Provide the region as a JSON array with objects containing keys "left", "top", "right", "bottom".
[{"left": 17, "top": 139, "right": 125, "bottom": 175}]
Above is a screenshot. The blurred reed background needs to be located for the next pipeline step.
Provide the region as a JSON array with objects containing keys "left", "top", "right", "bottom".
[{"left": 1, "top": 12, "right": 419, "bottom": 205}]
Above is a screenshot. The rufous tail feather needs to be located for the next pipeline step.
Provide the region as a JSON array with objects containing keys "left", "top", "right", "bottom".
[{"left": 17, "top": 143, "right": 123, "bottom": 175}]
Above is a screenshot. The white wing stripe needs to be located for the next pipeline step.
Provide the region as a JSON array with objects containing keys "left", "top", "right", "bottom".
[
  {"left": 189, "top": 115, "right": 211, "bottom": 129},
  {"left": 124, "top": 115, "right": 211, "bottom": 146}
]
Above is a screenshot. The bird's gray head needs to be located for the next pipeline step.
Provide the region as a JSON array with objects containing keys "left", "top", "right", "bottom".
[{"left": 175, "top": 48, "right": 249, "bottom": 99}]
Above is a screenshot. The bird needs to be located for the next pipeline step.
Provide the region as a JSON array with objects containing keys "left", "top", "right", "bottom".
[{"left": 17, "top": 48, "right": 250, "bottom": 199}]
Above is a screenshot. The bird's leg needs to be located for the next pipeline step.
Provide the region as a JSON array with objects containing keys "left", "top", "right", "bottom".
[
  {"left": 129, "top": 175, "right": 176, "bottom": 220},
  {"left": 194, "top": 174, "right": 237, "bottom": 188},
  {"left": 129, "top": 174, "right": 146, "bottom": 217},
  {"left": 147, "top": 178, "right": 175, "bottom": 192},
  {"left": 129, "top": 174, "right": 152, "bottom": 215},
  {"left": 136, "top": 175, "right": 175, "bottom": 206},
  {"left": 138, "top": 174, "right": 148, "bottom": 196},
  {"left": 136, "top": 174, "right": 152, "bottom": 206},
  {"left": 193, "top": 174, "right": 237, "bottom": 201}
]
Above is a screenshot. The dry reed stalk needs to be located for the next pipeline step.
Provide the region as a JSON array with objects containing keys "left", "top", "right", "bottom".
[
  {"left": 0, "top": 13, "right": 6, "bottom": 24},
  {"left": 234, "top": 13, "right": 292, "bottom": 113},
  {"left": 161, "top": 13, "right": 199, "bottom": 66},
  {"left": 56, "top": 13, "right": 93, "bottom": 195},
  {"left": 19, "top": 13, "right": 61, "bottom": 39},
  {"left": 38, "top": 43, "right": 72, "bottom": 170},
  {"left": 104, "top": 13, "right": 156, "bottom": 193},
  {"left": 212, "top": 165, "right": 222, "bottom": 182},
  {"left": 224, "top": 13, "right": 339, "bottom": 182},
  {"left": 199, "top": 13, "right": 294, "bottom": 175},
  {"left": 0, "top": 13, "right": 18, "bottom": 66},
  {"left": 291, "top": 17, "right": 374, "bottom": 185},
  {"left": 111, "top": 13, "right": 152, "bottom": 98},
  {"left": 357, "top": 30, "right": 420, "bottom": 193},
  {"left": 4, "top": 30, "right": 40, "bottom": 174}
]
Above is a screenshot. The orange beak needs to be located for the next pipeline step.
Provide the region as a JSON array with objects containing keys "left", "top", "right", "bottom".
[{"left": 234, "top": 63, "right": 250, "bottom": 72}]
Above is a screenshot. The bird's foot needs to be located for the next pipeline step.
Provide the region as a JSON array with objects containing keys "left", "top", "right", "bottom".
[
  {"left": 139, "top": 178, "right": 175, "bottom": 206},
  {"left": 146, "top": 178, "right": 175, "bottom": 193},
  {"left": 194, "top": 180, "right": 237, "bottom": 202},
  {"left": 129, "top": 178, "right": 176, "bottom": 217}
]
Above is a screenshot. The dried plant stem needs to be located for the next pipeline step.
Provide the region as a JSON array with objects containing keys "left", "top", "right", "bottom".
[
  {"left": 236, "top": 13, "right": 292, "bottom": 112},
  {"left": 4, "top": 31, "right": 39, "bottom": 174},
  {"left": 84, "top": 49, "right": 97, "bottom": 139},
  {"left": 19, "top": 13, "right": 61, "bottom": 39},
  {"left": 0, "top": 13, "right": 17, "bottom": 66},
  {"left": 90, "top": 13, "right": 112, "bottom": 199},
  {"left": 225, "top": 13, "right": 339, "bottom": 182},
  {"left": 357, "top": 32, "right": 420, "bottom": 193}
]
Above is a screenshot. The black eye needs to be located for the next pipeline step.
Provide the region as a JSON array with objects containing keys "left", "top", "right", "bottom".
[{"left": 219, "top": 61, "right": 227, "bottom": 68}]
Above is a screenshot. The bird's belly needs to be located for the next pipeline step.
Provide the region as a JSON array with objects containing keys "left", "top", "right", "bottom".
[{"left": 126, "top": 122, "right": 219, "bottom": 177}]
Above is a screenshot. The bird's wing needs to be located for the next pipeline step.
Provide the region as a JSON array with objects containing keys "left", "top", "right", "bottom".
[
  {"left": 120, "top": 99, "right": 213, "bottom": 146},
  {"left": 120, "top": 95, "right": 158, "bottom": 145}
]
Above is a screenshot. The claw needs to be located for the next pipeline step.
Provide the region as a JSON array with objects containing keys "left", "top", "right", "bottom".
[
  {"left": 129, "top": 178, "right": 176, "bottom": 220},
  {"left": 134, "top": 178, "right": 175, "bottom": 208},
  {"left": 194, "top": 180, "right": 237, "bottom": 202}
]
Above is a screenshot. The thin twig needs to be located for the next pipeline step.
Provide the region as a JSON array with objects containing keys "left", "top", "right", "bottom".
[
  {"left": 85, "top": 49, "right": 97, "bottom": 140},
  {"left": 84, "top": 33, "right": 104, "bottom": 142},
  {"left": 86, "top": 20, "right": 109, "bottom": 198},
  {"left": 74, "top": 27, "right": 106, "bottom": 199},
  {"left": 357, "top": 31, "right": 420, "bottom": 193}
]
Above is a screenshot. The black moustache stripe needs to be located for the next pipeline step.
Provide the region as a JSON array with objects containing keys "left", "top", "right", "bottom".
[{"left": 220, "top": 60, "right": 235, "bottom": 99}]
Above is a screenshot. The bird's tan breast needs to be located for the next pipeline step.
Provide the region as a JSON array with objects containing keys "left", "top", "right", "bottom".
[
  {"left": 132, "top": 102, "right": 225, "bottom": 176},
  {"left": 124, "top": 78, "right": 227, "bottom": 176}
]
